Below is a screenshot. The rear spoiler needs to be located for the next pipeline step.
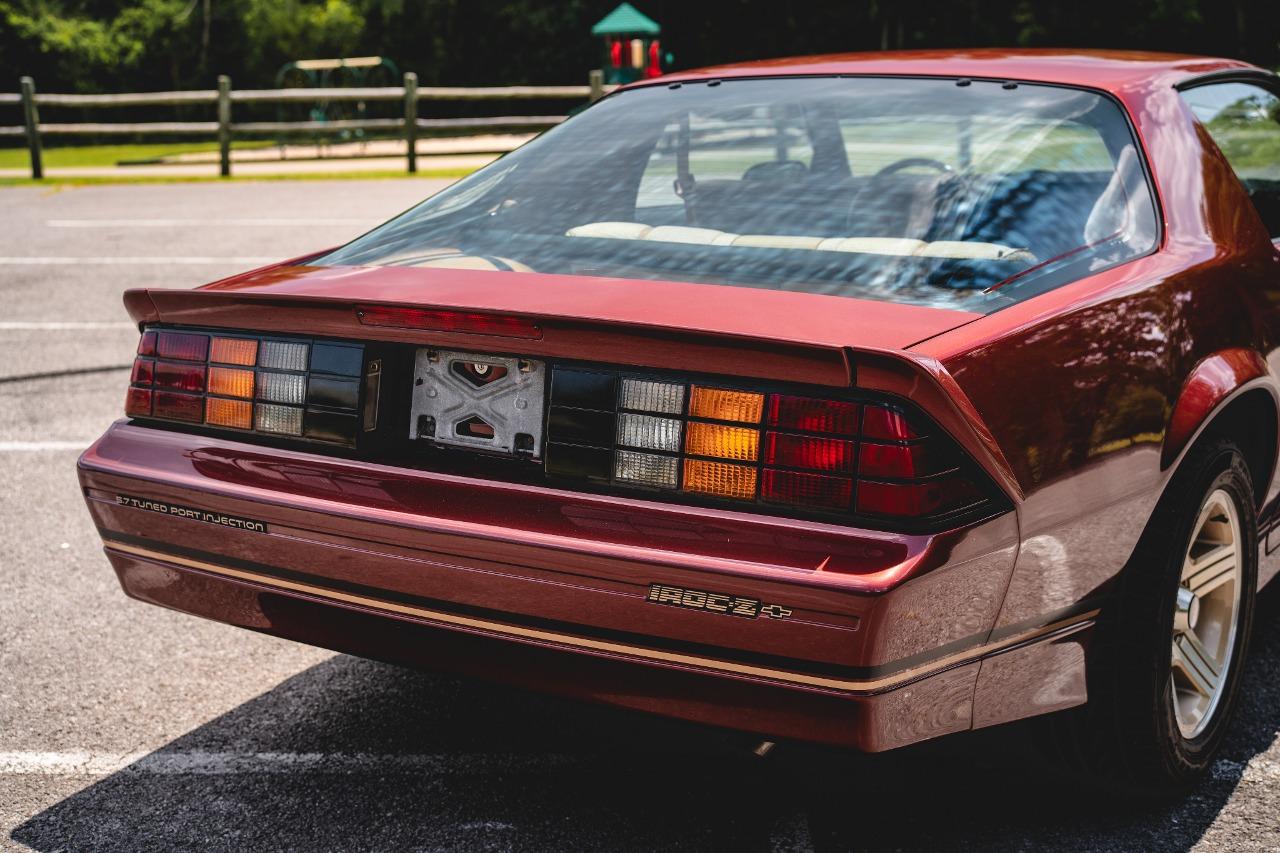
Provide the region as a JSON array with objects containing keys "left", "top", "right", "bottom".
[
  {"left": 122, "top": 286, "right": 1019, "bottom": 504},
  {"left": 124, "top": 286, "right": 854, "bottom": 388}
]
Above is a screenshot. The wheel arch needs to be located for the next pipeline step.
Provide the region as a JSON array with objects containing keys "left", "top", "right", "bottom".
[{"left": 1163, "top": 349, "right": 1278, "bottom": 508}]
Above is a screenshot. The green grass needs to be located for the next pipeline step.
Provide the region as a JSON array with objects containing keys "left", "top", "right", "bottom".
[
  {"left": 1204, "top": 125, "right": 1280, "bottom": 172},
  {"left": 0, "top": 140, "right": 285, "bottom": 169},
  {"left": 0, "top": 167, "right": 478, "bottom": 187}
]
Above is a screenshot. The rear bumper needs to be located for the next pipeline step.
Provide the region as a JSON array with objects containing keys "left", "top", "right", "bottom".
[{"left": 80, "top": 420, "right": 1093, "bottom": 750}]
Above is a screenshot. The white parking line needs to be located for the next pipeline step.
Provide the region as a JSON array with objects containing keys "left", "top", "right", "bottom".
[
  {"left": 0, "top": 750, "right": 580, "bottom": 776},
  {"left": 0, "top": 441, "right": 89, "bottom": 451},
  {"left": 0, "top": 321, "right": 135, "bottom": 330},
  {"left": 47, "top": 218, "right": 374, "bottom": 228},
  {"left": 0, "top": 256, "right": 277, "bottom": 265}
]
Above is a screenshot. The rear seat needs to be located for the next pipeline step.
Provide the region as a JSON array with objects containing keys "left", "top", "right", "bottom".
[{"left": 565, "top": 222, "right": 1034, "bottom": 262}]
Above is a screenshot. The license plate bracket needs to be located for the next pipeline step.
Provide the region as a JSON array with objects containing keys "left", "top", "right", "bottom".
[{"left": 409, "top": 349, "right": 546, "bottom": 459}]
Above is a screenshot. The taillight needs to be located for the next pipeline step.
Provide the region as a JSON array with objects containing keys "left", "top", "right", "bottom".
[
  {"left": 546, "top": 367, "right": 994, "bottom": 526},
  {"left": 126, "top": 328, "right": 369, "bottom": 447},
  {"left": 125, "top": 327, "right": 998, "bottom": 529}
]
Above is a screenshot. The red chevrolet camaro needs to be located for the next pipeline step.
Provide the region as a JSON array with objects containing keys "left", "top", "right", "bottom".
[{"left": 80, "top": 50, "right": 1280, "bottom": 794}]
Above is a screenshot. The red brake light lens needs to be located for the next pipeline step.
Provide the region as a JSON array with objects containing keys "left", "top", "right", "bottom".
[
  {"left": 763, "top": 433, "right": 855, "bottom": 473},
  {"left": 137, "top": 331, "right": 157, "bottom": 356},
  {"left": 152, "top": 361, "right": 206, "bottom": 392},
  {"left": 862, "top": 405, "right": 921, "bottom": 441},
  {"left": 152, "top": 391, "right": 203, "bottom": 422},
  {"left": 859, "top": 442, "right": 941, "bottom": 479},
  {"left": 130, "top": 359, "right": 154, "bottom": 385},
  {"left": 856, "top": 477, "right": 982, "bottom": 517},
  {"left": 762, "top": 469, "right": 853, "bottom": 509},
  {"left": 767, "top": 395, "right": 860, "bottom": 434},
  {"left": 156, "top": 331, "right": 209, "bottom": 362},
  {"left": 125, "top": 387, "right": 152, "bottom": 417}
]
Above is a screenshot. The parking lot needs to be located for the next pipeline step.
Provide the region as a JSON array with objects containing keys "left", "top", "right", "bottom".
[{"left": 2, "top": 179, "right": 1279, "bottom": 851}]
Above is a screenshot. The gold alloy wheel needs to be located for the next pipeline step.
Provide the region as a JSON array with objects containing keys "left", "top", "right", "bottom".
[{"left": 1171, "top": 488, "right": 1243, "bottom": 740}]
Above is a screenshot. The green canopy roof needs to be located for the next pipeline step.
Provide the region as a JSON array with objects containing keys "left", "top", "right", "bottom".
[{"left": 591, "top": 3, "right": 660, "bottom": 36}]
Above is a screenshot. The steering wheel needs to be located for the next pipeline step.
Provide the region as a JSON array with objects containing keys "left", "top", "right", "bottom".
[
  {"left": 873, "top": 157, "right": 953, "bottom": 178},
  {"left": 844, "top": 157, "right": 959, "bottom": 232}
]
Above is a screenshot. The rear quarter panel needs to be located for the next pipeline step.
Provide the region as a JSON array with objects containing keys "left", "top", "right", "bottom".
[{"left": 913, "top": 77, "right": 1280, "bottom": 632}]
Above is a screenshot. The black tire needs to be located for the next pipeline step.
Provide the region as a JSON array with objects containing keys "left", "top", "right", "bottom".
[{"left": 1042, "top": 437, "right": 1257, "bottom": 797}]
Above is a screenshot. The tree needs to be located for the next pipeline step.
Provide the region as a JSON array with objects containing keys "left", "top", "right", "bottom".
[{"left": 240, "top": 0, "right": 365, "bottom": 69}]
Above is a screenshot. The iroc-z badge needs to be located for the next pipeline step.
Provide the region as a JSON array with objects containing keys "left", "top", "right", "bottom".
[{"left": 646, "top": 583, "right": 793, "bottom": 620}]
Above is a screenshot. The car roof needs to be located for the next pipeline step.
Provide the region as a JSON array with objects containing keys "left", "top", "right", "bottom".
[{"left": 643, "top": 49, "right": 1266, "bottom": 95}]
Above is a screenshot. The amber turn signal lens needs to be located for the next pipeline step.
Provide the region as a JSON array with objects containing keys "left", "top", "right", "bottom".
[
  {"left": 208, "top": 366, "right": 255, "bottom": 399},
  {"left": 682, "top": 458, "right": 757, "bottom": 500},
  {"left": 688, "top": 387, "right": 764, "bottom": 424},
  {"left": 210, "top": 337, "right": 258, "bottom": 366},
  {"left": 205, "top": 397, "right": 253, "bottom": 429},
  {"left": 684, "top": 421, "right": 759, "bottom": 461}
]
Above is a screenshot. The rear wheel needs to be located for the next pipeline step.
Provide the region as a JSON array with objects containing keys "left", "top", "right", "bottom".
[
  {"left": 1046, "top": 438, "right": 1257, "bottom": 795},
  {"left": 1170, "top": 487, "right": 1244, "bottom": 740}
]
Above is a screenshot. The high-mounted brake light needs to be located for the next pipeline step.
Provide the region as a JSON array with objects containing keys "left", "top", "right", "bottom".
[{"left": 357, "top": 305, "right": 543, "bottom": 340}]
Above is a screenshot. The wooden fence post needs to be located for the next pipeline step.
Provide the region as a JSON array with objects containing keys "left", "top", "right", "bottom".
[
  {"left": 404, "top": 71, "right": 418, "bottom": 174},
  {"left": 217, "top": 75, "right": 231, "bottom": 177},
  {"left": 588, "top": 69, "right": 604, "bottom": 103},
  {"left": 20, "top": 77, "right": 42, "bottom": 180}
]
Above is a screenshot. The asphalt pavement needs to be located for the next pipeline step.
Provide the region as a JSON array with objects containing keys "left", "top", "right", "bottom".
[{"left": 2, "top": 180, "right": 1279, "bottom": 852}]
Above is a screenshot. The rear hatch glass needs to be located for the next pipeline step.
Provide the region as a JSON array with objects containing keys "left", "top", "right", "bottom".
[{"left": 318, "top": 75, "right": 1158, "bottom": 313}]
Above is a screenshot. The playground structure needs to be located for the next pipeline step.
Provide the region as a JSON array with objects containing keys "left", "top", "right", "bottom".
[
  {"left": 274, "top": 56, "right": 401, "bottom": 153},
  {"left": 593, "top": 3, "right": 670, "bottom": 85}
]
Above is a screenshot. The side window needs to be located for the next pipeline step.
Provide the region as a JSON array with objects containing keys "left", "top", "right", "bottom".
[{"left": 1180, "top": 81, "right": 1280, "bottom": 239}]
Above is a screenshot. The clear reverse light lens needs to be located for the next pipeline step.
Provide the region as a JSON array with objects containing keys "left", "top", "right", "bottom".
[
  {"left": 259, "top": 340, "right": 309, "bottom": 371},
  {"left": 615, "top": 450, "right": 678, "bottom": 488},
  {"left": 257, "top": 371, "right": 306, "bottom": 404},
  {"left": 621, "top": 378, "right": 685, "bottom": 415},
  {"left": 617, "top": 413, "right": 682, "bottom": 452},
  {"left": 255, "top": 403, "right": 303, "bottom": 435}
]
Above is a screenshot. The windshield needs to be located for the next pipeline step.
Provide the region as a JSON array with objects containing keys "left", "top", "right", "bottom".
[{"left": 319, "top": 76, "right": 1158, "bottom": 312}]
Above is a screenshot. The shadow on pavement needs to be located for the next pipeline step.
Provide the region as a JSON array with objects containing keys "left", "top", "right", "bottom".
[{"left": 13, "top": 589, "right": 1280, "bottom": 852}]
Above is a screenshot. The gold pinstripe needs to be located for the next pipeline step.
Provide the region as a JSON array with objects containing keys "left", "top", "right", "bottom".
[{"left": 107, "top": 540, "right": 1098, "bottom": 694}]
